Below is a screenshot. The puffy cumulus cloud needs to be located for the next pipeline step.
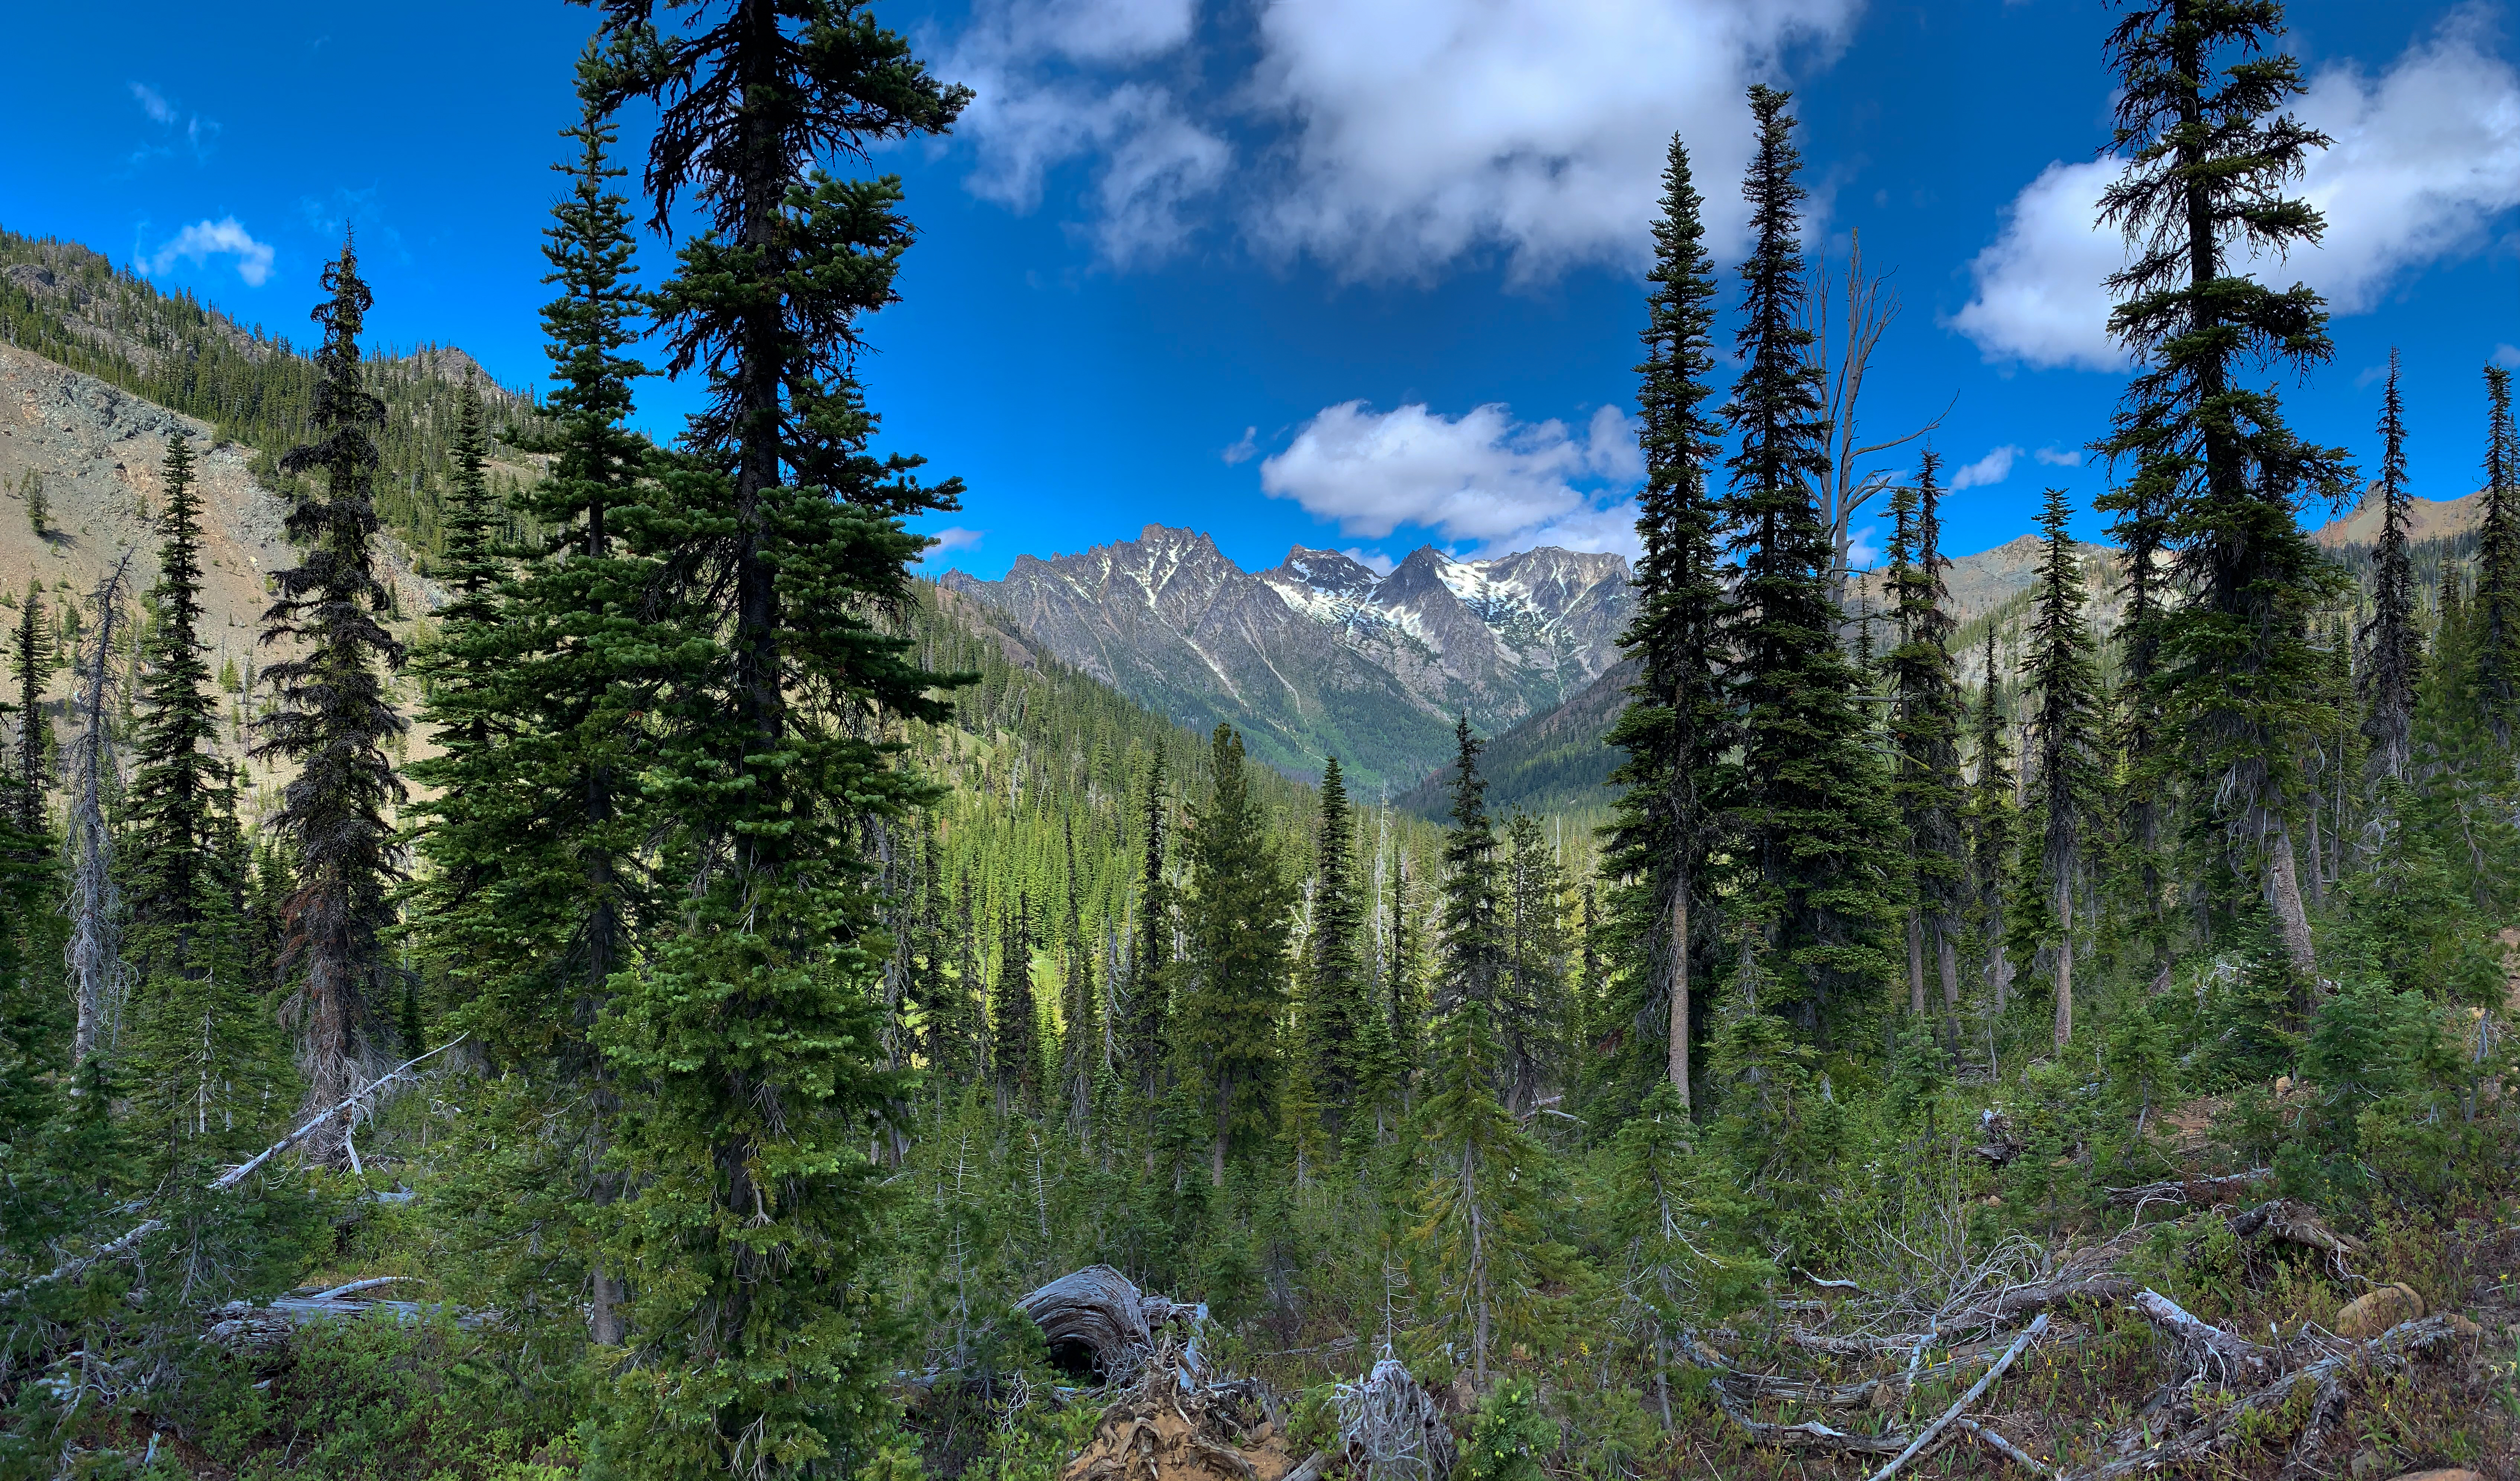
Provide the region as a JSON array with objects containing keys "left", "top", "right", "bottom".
[
  {"left": 2033, "top": 446, "right": 2082, "bottom": 467},
  {"left": 1949, "top": 445, "right": 2020, "bottom": 490},
  {"left": 147, "top": 217, "right": 273, "bottom": 286},
  {"left": 1340, "top": 547, "right": 1398, "bottom": 577},
  {"left": 1259, "top": 400, "right": 1641, "bottom": 555},
  {"left": 946, "top": 0, "right": 1227, "bottom": 264},
  {"left": 1952, "top": 12, "right": 2520, "bottom": 370},
  {"left": 942, "top": 0, "right": 1859, "bottom": 275},
  {"left": 1248, "top": 0, "right": 1857, "bottom": 281}
]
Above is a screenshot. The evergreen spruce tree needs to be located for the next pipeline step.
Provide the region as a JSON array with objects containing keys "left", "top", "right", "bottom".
[
  {"left": 1411, "top": 998, "right": 1563, "bottom": 1390},
  {"left": 1498, "top": 813, "right": 1568, "bottom": 1114},
  {"left": 122, "top": 433, "right": 273, "bottom": 1168},
  {"left": 995, "top": 896, "right": 1040, "bottom": 1113},
  {"left": 2480, "top": 365, "right": 2520, "bottom": 742},
  {"left": 2025, "top": 488, "right": 2106, "bottom": 1048},
  {"left": 1174, "top": 725, "right": 1292, "bottom": 1184},
  {"left": 12, "top": 587, "right": 43, "bottom": 833},
  {"left": 1966, "top": 630, "right": 2018, "bottom": 1015},
  {"left": 1604, "top": 133, "right": 1729, "bottom": 1111},
  {"left": 2361, "top": 349, "right": 2419, "bottom": 785},
  {"left": 1301, "top": 758, "right": 1366, "bottom": 1136},
  {"left": 417, "top": 87, "right": 657, "bottom": 1068},
  {"left": 2097, "top": 0, "right": 2354, "bottom": 979},
  {"left": 1128, "top": 751, "right": 1175, "bottom": 1105},
  {"left": 1436, "top": 719, "right": 1508, "bottom": 1023},
  {"left": 1885, "top": 452, "right": 1968, "bottom": 1043},
  {"left": 1718, "top": 85, "right": 1900, "bottom": 1035},
  {"left": 582, "top": 5, "right": 967, "bottom": 1468},
  {"left": 255, "top": 236, "right": 408, "bottom": 1148}
]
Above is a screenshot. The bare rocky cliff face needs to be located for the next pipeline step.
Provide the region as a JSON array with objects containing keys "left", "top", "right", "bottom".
[{"left": 940, "top": 526, "right": 1632, "bottom": 792}]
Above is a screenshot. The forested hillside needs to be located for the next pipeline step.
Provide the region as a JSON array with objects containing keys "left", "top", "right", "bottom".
[{"left": 1, "top": 4, "right": 2518, "bottom": 1481}]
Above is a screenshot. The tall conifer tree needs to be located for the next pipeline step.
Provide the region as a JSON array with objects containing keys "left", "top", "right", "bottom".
[
  {"left": 2097, "top": 0, "right": 2354, "bottom": 978},
  {"left": 1965, "top": 631, "right": 2017, "bottom": 1014},
  {"left": 2362, "top": 349, "right": 2419, "bottom": 785},
  {"left": 123, "top": 432, "right": 274, "bottom": 1169},
  {"left": 2025, "top": 488, "right": 2105, "bottom": 1048},
  {"left": 1128, "top": 750, "right": 1175, "bottom": 1107},
  {"left": 1718, "top": 85, "right": 1899, "bottom": 1034},
  {"left": 11, "top": 587, "right": 42, "bottom": 834},
  {"left": 2479, "top": 365, "right": 2520, "bottom": 742},
  {"left": 256, "top": 236, "right": 407, "bottom": 1148},
  {"left": 1886, "top": 452, "right": 1967, "bottom": 1043},
  {"left": 1605, "top": 133, "right": 1728, "bottom": 1111},
  {"left": 1302, "top": 758, "right": 1366, "bottom": 1135},
  {"left": 1436, "top": 719, "right": 1508, "bottom": 1024},
  {"left": 584, "top": 6, "right": 968, "bottom": 1468},
  {"left": 1175, "top": 725, "right": 1291, "bottom": 1184}
]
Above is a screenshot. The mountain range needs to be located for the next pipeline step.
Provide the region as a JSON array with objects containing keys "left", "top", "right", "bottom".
[{"left": 940, "top": 528, "right": 1631, "bottom": 794}]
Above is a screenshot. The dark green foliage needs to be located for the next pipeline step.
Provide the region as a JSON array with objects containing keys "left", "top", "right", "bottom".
[
  {"left": 1437, "top": 718, "right": 1508, "bottom": 1020},
  {"left": 256, "top": 237, "right": 409, "bottom": 1134},
  {"left": 1175, "top": 725, "right": 1293, "bottom": 1182},
  {"left": 10, "top": 590, "right": 42, "bottom": 833},
  {"left": 996, "top": 894, "right": 1042, "bottom": 1111},
  {"left": 1603, "top": 133, "right": 1728, "bottom": 1114},
  {"left": 122, "top": 432, "right": 284, "bottom": 1173},
  {"left": 577, "top": 0, "right": 972, "bottom": 1465},
  {"left": 1302, "top": 758, "right": 1368, "bottom": 1134},
  {"left": 2480, "top": 365, "right": 2520, "bottom": 741},
  {"left": 2097, "top": 0, "right": 2352, "bottom": 974},
  {"left": 1498, "top": 813, "right": 1568, "bottom": 1114},
  {"left": 1885, "top": 452, "right": 1967, "bottom": 1038},
  {"left": 1716, "top": 85, "right": 1898, "bottom": 1033},
  {"left": 2024, "top": 488, "right": 2105, "bottom": 1047},
  {"left": 2362, "top": 350, "right": 2419, "bottom": 783}
]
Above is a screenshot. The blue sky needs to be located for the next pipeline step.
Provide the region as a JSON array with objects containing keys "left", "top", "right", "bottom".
[{"left": 3, "top": 0, "right": 2516, "bottom": 580}]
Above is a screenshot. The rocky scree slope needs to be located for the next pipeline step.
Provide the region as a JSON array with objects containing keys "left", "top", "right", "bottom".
[{"left": 941, "top": 526, "right": 1631, "bottom": 792}]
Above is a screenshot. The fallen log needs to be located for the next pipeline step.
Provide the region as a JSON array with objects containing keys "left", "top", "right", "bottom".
[
  {"left": 1952, "top": 1272, "right": 2132, "bottom": 1327},
  {"left": 2227, "top": 1198, "right": 2365, "bottom": 1272},
  {"left": 1954, "top": 1417, "right": 2057, "bottom": 1478},
  {"left": 1861, "top": 1313, "right": 2049, "bottom": 1481},
  {"left": 2132, "top": 1288, "right": 2277, "bottom": 1391},
  {"left": 0, "top": 1040, "right": 465, "bottom": 1311},
  {"left": 1021, "top": 1266, "right": 1156, "bottom": 1381},
  {"left": 2073, "top": 1315, "right": 2466, "bottom": 1480},
  {"left": 2102, "top": 1169, "right": 2269, "bottom": 1209}
]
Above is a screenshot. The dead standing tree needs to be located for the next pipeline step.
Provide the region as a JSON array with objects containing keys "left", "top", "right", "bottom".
[
  {"left": 1806, "top": 232, "right": 1946, "bottom": 611},
  {"left": 66, "top": 549, "right": 136, "bottom": 1069}
]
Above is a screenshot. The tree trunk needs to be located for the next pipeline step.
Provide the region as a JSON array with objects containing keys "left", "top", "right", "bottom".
[
  {"left": 1906, "top": 909, "right": 1926, "bottom": 1018},
  {"left": 1936, "top": 921, "right": 1960, "bottom": 1049},
  {"left": 2267, "top": 823, "right": 2317, "bottom": 980},
  {"left": 1667, "top": 883, "right": 1689, "bottom": 1112},
  {"left": 2052, "top": 883, "right": 2073, "bottom": 1050}
]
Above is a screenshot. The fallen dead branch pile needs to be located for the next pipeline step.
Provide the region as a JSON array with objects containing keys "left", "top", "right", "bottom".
[
  {"left": 1062, "top": 1334, "right": 1305, "bottom": 1481},
  {"left": 1678, "top": 1201, "right": 2485, "bottom": 1480}
]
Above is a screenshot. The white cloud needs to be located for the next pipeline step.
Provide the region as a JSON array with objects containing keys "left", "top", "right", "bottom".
[
  {"left": 1247, "top": 0, "right": 1859, "bottom": 281},
  {"left": 920, "top": 527, "right": 986, "bottom": 564},
  {"left": 1340, "top": 547, "right": 1398, "bottom": 577},
  {"left": 1952, "top": 12, "right": 2520, "bottom": 369},
  {"left": 946, "top": 0, "right": 1227, "bottom": 264},
  {"left": 1258, "top": 400, "right": 1641, "bottom": 554},
  {"left": 2033, "top": 445, "right": 2081, "bottom": 467},
  {"left": 2496, "top": 343, "right": 2520, "bottom": 369},
  {"left": 1221, "top": 426, "right": 1258, "bottom": 465},
  {"left": 1845, "top": 523, "right": 1881, "bottom": 570},
  {"left": 1949, "top": 445, "right": 2020, "bottom": 490},
  {"left": 944, "top": 0, "right": 1860, "bottom": 275},
  {"left": 146, "top": 217, "right": 273, "bottom": 286},
  {"left": 129, "top": 82, "right": 175, "bottom": 124}
]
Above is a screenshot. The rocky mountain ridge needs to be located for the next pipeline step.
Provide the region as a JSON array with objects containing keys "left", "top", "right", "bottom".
[{"left": 941, "top": 527, "right": 1631, "bottom": 792}]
